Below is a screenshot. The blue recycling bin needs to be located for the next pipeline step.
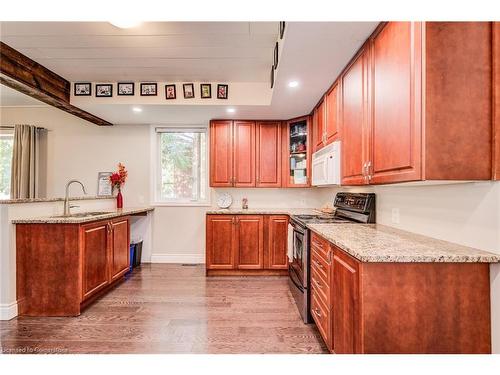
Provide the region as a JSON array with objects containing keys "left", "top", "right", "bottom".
[{"left": 126, "top": 244, "right": 135, "bottom": 276}]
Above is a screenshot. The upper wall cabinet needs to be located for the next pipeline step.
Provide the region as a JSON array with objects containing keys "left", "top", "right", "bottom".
[
  {"left": 325, "top": 82, "right": 340, "bottom": 145},
  {"left": 256, "top": 121, "right": 282, "bottom": 187},
  {"left": 341, "top": 47, "right": 370, "bottom": 186},
  {"left": 209, "top": 120, "right": 282, "bottom": 188},
  {"left": 341, "top": 22, "right": 494, "bottom": 185},
  {"left": 314, "top": 100, "right": 326, "bottom": 152},
  {"left": 210, "top": 120, "right": 233, "bottom": 187},
  {"left": 283, "top": 116, "right": 312, "bottom": 187}
]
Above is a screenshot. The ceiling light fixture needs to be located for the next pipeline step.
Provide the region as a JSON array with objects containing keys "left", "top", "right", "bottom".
[
  {"left": 132, "top": 107, "right": 143, "bottom": 113},
  {"left": 109, "top": 20, "right": 142, "bottom": 29},
  {"left": 288, "top": 81, "right": 299, "bottom": 88},
  {"left": 226, "top": 108, "right": 236, "bottom": 113}
]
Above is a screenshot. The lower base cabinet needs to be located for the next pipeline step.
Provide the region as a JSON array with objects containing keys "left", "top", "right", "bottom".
[
  {"left": 310, "top": 233, "right": 492, "bottom": 354},
  {"left": 16, "top": 216, "right": 130, "bottom": 316},
  {"left": 206, "top": 214, "right": 288, "bottom": 275}
]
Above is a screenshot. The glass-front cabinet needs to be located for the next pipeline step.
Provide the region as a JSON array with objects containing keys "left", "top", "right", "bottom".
[{"left": 284, "top": 116, "right": 311, "bottom": 187}]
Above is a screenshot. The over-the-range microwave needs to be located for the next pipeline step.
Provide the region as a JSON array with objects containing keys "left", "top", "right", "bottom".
[{"left": 311, "top": 141, "right": 341, "bottom": 186}]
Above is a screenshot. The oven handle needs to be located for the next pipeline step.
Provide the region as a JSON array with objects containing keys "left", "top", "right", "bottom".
[{"left": 289, "top": 267, "right": 305, "bottom": 292}]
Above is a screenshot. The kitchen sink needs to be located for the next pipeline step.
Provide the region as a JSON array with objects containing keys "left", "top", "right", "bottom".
[{"left": 51, "top": 211, "right": 113, "bottom": 218}]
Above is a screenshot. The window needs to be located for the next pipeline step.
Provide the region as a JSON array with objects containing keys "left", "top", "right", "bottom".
[
  {"left": 154, "top": 126, "right": 208, "bottom": 205},
  {"left": 0, "top": 129, "right": 14, "bottom": 199}
]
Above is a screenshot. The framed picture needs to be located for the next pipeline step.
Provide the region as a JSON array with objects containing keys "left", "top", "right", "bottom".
[
  {"left": 183, "top": 83, "right": 195, "bottom": 99},
  {"left": 141, "top": 83, "right": 157, "bottom": 96},
  {"left": 165, "top": 84, "right": 176, "bottom": 100},
  {"left": 279, "top": 22, "right": 286, "bottom": 39},
  {"left": 95, "top": 84, "right": 113, "bottom": 97},
  {"left": 200, "top": 84, "right": 211, "bottom": 99},
  {"left": 97, "top": 172, "right": 113, "bottom": 196},
  {"left": 270, "top": 67, "right": 274, "bottom": 89},
  {"left": 74, "top": 82, "right": 91, "bottom": 96},
  {"left": 217, "top": 84, "right": 228, "bottom": 99},
  {"left": 274, "top": 42, "right": 279, "bottom": 70},
  {"left": 117, "top": 82, "right": 135, "bottom": 96}
]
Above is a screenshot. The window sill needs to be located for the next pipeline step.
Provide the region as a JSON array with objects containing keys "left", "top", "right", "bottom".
[{"left": 151, "top": 201, "right": 212, "bottom": 207}]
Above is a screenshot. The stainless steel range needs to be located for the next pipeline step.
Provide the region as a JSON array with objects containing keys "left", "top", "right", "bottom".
[{"left": 288, "top": 192, "right": 376, "bottom": 323}]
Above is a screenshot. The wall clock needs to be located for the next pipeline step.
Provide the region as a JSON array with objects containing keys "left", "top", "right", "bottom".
[{"left": 216, "top": 192, "right": 233, "bottom": 209}]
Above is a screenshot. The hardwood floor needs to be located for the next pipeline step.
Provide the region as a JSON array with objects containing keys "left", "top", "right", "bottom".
[{"left": 0, "top": 264, "right": 328, "bottom": 354}]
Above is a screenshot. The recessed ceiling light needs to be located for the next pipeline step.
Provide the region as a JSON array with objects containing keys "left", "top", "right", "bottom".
[
  {"left": 132, "top": 107, "right": 142, "bottom": 113},
  {"left": 109, "top": 20, "right": 142, "bottom": 29},
  {"left": 288, "top": 81, "right": 299, "bottom": 88},
  {"left": 226, "top": 108, "right": 236, "bottom": 113}
]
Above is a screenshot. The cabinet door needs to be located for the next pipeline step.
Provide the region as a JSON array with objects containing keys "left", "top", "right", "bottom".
[
  {"left": 234, "top": 121, "right": 256, "bottom": 187},
  {"left": 312, "top": 107, "right": 320, "bottom": 152},
  {"left": 206, "top": 215, "right": 235, "bottom": 269},
  {"left": 81, "top": 222, "right": 109, "bottom": 300},
  {"left": 325, "top": 82, "right": 339, "bottom": 144},
  {"left": 341, "top": 48, "right": 370, "bottom": 185},
  {"left": 236, "top": 215, "right": 264, "bottom": 269},
  {"left": 256, "top": 121, "right": 282, "bottom": 187},
  {"left": 266, "top": 215, "right": 288, "bottom": 269},
  {"left": 316, "top": 100, "right": 326, "bottom": 150},
  {"left": 332, "top": 247, "right": 360, "bottom": 354},
  {"left": 210, "top": 120, "right": 233, "bottom": 187},
  {"left": 110, "top": 219, "right": 130, "bottom": 281},
  {"left": 370, "top": 22, "right": 422, "bottom": 183}
]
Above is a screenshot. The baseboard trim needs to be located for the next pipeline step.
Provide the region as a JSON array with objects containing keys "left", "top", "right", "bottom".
[
  {"left": 0, "top": 301, "right": 18, "bottom": 320},
  {"left": 150, "top": 253, "right": 205, "bottom": 264}
]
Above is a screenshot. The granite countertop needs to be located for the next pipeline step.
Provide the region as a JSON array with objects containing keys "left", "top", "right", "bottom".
[
  {"left": 206, "top": 207, "right": 322, "bottom": 215},
  {"left": 12, "top": 207, "right": 154, "bottom": 224},
  {"left": 0, "top": 196, "right": 114, "bottom": 205},
  {"left": 307, "top": 223, "right": 500, "bottom": 263}
]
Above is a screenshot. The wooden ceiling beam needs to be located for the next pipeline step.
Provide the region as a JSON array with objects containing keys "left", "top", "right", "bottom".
[{"left": 0, "top": 42, "right": 112, "bottom": 126}]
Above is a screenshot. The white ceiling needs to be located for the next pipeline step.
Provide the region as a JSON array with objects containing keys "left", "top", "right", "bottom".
[
  {"left": 0, "top": 22, "right": 278, "bottom": 82},
  {"left": 0, "top": 22, "right": 379, "bottom": 123}
]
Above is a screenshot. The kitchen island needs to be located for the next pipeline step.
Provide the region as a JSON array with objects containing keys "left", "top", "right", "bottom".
[{"left": 14, "top": 207, "right": 153, "bottom": 317}]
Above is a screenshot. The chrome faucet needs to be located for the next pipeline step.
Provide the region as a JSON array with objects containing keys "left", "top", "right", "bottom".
[{"left": 64, "top": 179, "right": 87, "bottom": 216}]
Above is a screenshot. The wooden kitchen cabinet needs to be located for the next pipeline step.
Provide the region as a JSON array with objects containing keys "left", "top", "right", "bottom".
[
  {"left": 206, "top": 215, "right": 235, "bottom": 269},
  {"left": 16, "top": 216, "right": 130, "bottom": 316},
  {"left": 325, "top": 82, "right": 339, "bottom": 145},
  {"left": 256, "top": 121, "right": 282, "bottom": 187},
  {"left": 110, "top": 219, "right": 130, "bottom": 281},
  {"left": 233, "top": 121, "right": 256, "bottom": 187},
  {"left": 266, "top": 215, "right": 289, "bottom": 269},
  {"left": 209, "top": 120, "right": 233, "bottom": 187},
  {"left": 82, "top": 221, "right": 110, "bottom": 300},
  {"left": 341, "top": 22, "right": 494, "bottom": 185},
  {"left": 493, "top": 22, "right": 500, "bottom": 180},
  {"left": 283, "top": 116, "right": 312, "bottom": 187},
  {"left": 235, "top": 215, "right": 264, "bottom": 269},
  {"left": 210, "top": 120, "right": 282, "bottom": 188},
  {"left": 309, "top": 232, "right": 492, "bottom": 354},
  {"left": 206, "top": 214, "right": 288, "bottom": 275},
  {"left": 315, "top": 100, "right": 326, "bottom": 151},
  {"left": 341, "top": 47, "right": 370, "bottom": 185},
  {"left": 332, "top": 247, "right": 360, "bottom": 354}
]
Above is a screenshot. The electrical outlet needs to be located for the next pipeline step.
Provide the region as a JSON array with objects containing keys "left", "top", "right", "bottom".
[
  {"left": 299, "top": 199, "right": 306, "bottom": 207},
  {"left": 391, "top": 208, "right": 400, "bottom": 224}
]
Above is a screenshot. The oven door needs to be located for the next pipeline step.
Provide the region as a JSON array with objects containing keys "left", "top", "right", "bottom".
[{"left": 289, "top": 221, "right": 307, "bottom": 288}]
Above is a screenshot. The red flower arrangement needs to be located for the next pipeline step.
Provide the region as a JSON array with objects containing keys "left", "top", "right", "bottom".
[
  {"left": 109, "top": 163, "right": 128, "bottom": 190},
  {"left": 109, "top": 163, "right": 128, "bottom": 209}
]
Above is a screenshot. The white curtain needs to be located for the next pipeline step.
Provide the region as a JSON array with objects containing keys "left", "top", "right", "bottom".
[{"left": 10, "top": 124, "right": 39, "bottom": 199}]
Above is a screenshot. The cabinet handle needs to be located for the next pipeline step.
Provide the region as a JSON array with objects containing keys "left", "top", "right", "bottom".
[
  {"left": 367, "top": 161, "right": 372, "bottom": 181},
  {"left": 327, "top": 250, "right": 332, "bottom": 265},
  {"left": 313, "top": 308, "right": 322, "bottom": 318}
]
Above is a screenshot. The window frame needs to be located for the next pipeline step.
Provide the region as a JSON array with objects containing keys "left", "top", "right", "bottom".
[
  {"left": 0, "top": 128, "right": 14, "bottom": 200},
  {"left": 150, "top": 124, "right": 210, "bottom": 207}
]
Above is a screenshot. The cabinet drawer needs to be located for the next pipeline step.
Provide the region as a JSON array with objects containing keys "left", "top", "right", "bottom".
[
  {"left": 310, "top": 232, "right": 330, "bottom": 262},
  {"left": 311, "top": 266, "right": 330, "bottom": 306},
  {"left": 311, "top": 288, "right": 331, "bottom": 349},
  {"left": 311, "top": 250, "right": 330, "bottom": 285}
]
